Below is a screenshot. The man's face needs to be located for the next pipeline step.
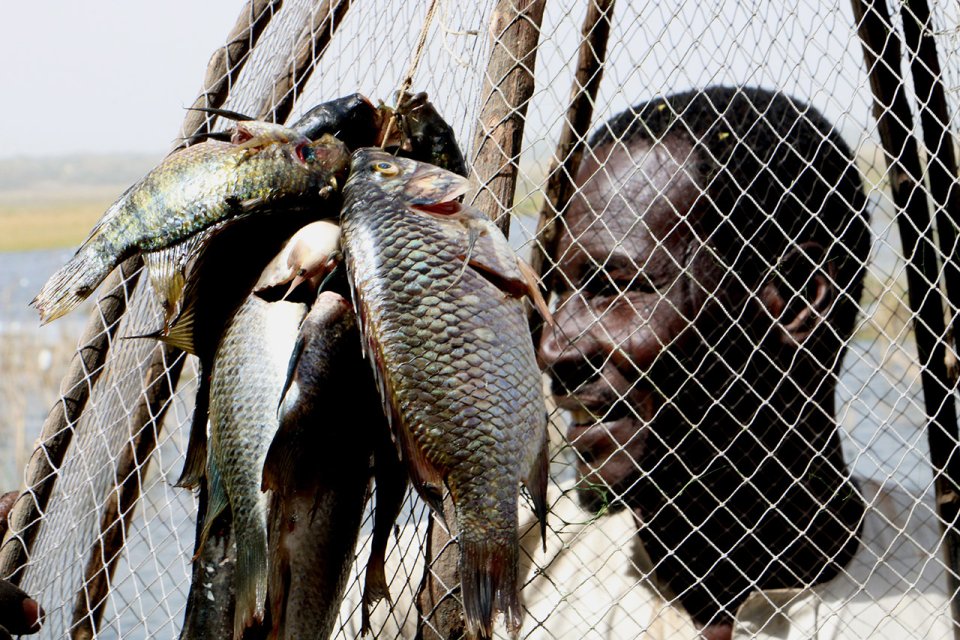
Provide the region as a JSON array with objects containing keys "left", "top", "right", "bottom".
[{"left": 538, "top": 138, "right": 722, "bottom": 509}]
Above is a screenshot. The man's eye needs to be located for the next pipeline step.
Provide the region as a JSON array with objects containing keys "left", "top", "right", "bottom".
[{"left": 580, "top": 269, "right": 657, "bottom": 296}]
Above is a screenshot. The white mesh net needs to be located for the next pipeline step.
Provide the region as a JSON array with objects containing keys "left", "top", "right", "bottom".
[{"left": 2, "top": 0, "right": 960, "bottom": 638}]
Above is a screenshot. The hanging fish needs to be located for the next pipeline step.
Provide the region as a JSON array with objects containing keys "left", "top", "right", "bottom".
[
  {"left": 200, "top": 292, "right": 307, "bottom": 640},
  {"left": 263, "top": 290, "right": 403, "bottom": 640},
  {"left": 340, "top": 149, "right": 550, "bottom": 640},
  {"left": 32, "top": 131, "right": 348, "bottom": 324}
]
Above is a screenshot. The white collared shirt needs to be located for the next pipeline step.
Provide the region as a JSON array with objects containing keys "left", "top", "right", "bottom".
[{"left": 336, "top": 477, "right": 953, "bottom": 639}]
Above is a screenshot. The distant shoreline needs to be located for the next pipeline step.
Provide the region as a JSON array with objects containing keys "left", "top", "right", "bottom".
[{"left": 0, "top": 153, "right": 160, "bottom": 251}]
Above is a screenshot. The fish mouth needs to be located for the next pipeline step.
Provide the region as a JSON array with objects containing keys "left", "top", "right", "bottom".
[{"left": 403, "top": 165, "right": 469, "bottom": 206}]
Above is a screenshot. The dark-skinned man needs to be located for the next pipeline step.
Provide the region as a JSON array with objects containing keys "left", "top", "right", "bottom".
[{"left": 536, "top": 86, "right": 951, "bottom": 639}]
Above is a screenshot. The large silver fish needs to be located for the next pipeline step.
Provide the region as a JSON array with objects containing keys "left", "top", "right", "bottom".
[
  {"left": 32, "top": 130, "right": 347, "bottom": 324},
  {"left": 202, "top": 293, "right": 307, "bottom": 640},
  {"left": 340, "top": 149, "right": 550, "bottom": 639}
]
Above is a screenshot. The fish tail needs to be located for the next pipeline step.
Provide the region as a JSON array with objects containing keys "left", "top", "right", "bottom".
[
  {"left": 525, "top": 433, "right": 550, "bottom": 552},
  {"left": 31, "top": 243, "right": 113, "bottom": 324},
  {"left": 233, "top": 521, "right": 268, "bottom": 640},
  {"left": 362, "top": 425, "right": 409, "bottom": 634},
  {"left": 459, "top": 534, "right": 522, "bottom": 640}
]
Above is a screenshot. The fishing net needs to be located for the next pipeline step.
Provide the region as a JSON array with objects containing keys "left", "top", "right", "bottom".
[{"left": 2, "top": 0, "right": 960, "bottom": 638}]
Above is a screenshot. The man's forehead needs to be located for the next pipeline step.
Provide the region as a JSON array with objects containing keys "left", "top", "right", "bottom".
[{"left": 566, "top": 135, "right": 700, "bottom": 240}]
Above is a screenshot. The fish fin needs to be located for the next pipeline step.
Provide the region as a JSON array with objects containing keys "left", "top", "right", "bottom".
[
  {"left": 195, "top": 454, "right": 229, "bottom": 559},
  {"left": 178, "top": 130, "right": 232, "bottom": 146},
  {"left": 175, "top": 376, "right": 210, "bottom": 489},
  {"left": 460, "top": 536, "right": 522, "bottom": 640},
  {"left": 233, "top": 533, "right": 268, "bottom": 640},
  {"left": 262, "top": 335, "right": 309, "bottom": 492},
  {"left": 516, "top": 258, "right": 553, "bottom": 326},
  {"left": 443, "top": 226, "right": 480, "bottom": 294},
  {"left": 143, "top": 234, "right": 205, "bottom": 324},
  {"left": 394, "top": 418, "right": 445, "bottom": 521},
  {"left": 456, "top": 217, "right": 550, "bottom": 322},
  {"left": 525, "top": 433, "right": 550, "bottom": 552},
  {"left": 232, "top": 500, "right": 269, "bottom": 640},
  {"left": 159, "top": 298, "right": 199, "bottom": 355},
  {"left": 31, "top": 234, "right": 116, "bottom": 324},
  {"left": 239, "top": 196, "right": 267, "bottom": 213},
  {"left": 266, "top": 492, "right": 289, "bottom": 640},
  {"left": 362, "top": 438, "right": 409, "bottom": 633},
  {"left": 185, "top": 105, "right": 255, "bottom": 122}
]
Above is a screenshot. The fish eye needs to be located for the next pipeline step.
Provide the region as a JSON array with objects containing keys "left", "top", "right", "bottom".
[
  {"left": 372, "top": 161, "right": 399, "bottom": 176},
  {"left": 296, "top": 143, "right": 315, "bottom": 163}
]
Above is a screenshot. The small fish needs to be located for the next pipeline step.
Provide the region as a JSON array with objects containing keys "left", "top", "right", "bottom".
[
  {"left": 203, "top": 292, "right": 307, "bottom": 640},
  {"left": 254, "top": 220, "right": 341, "bottom": 299},
  {"left": 262, "top": 291, "right": 395, "bottom": 640},
  {"left": 340, "top": 149, "right": 550, "bottom": 640},
  {"left": 32, "top": 131, "right": 348, "bottom": 324}
]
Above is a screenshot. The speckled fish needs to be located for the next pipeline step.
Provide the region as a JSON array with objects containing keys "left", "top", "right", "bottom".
[
  {"left": 200, "top": 292, "right": 307, "bottom": 640},
  {"left": 32, "top": 130, "right": 348, "bottom": 324},
  {"left": 262, "top": 290, "right": 402, "bottom": 640},
  {"left": 340, "top": 149, "right": 550, "bottom": 640}
]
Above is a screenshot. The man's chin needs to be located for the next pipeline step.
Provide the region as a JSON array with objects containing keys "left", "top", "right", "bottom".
[{"left": 565, "top": 415, "right": 649, "bottom": 514}]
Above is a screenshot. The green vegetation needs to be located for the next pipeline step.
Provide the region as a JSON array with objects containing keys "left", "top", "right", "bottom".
[{"left": 0, "top": 154, "right": 158, "bottom": 251}]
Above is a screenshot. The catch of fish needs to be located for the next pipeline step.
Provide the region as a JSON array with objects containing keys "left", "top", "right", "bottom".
[{"left": 33, "top": 93, "right": 550, "bottom": 640}]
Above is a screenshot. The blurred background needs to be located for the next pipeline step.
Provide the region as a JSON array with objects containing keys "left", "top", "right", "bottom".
[{"left": 0, "top": 0, "right": 239, "bottom": 490}]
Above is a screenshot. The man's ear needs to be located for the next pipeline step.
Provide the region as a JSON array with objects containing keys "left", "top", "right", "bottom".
[{"left": 760, "top": 242, "right": 836, "bottom": 344}]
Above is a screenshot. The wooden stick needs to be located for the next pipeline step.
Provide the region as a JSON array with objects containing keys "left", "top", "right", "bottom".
[
  {"left": 0, "top": 260, "right": 141, "bottom": 583},
  {"left": 902, "top": 0, "right": 960, "bottom": 371},
  {"left": 417, "top": 2, "right": 545, "bottom": 637},
  {"left": 178, "top": 0, "right": 284, "bottom": 147},
  {"left": 69, "top": 345, "right": 184, "bottom": 639},
  {"left": 257, "top": 0, "right": 352, "bottom": 125},
  {"left": 528, "top": 0, "right": 615, "bottom": 345},
  {"left": 851, "top": 1, "right": 960, "bottom": 633},
  {"left": 466, "top": 0, "right": 547, "bottom": 235}
]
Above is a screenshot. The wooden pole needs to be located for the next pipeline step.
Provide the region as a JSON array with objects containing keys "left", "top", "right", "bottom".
[
  {"left": 178, "top": 0, "right": 284, "bottom": 147},
  {"left": 0, "top": 261, "right": 141, "bottom": 584},
  {"left": 851, "top": 0, "right": 960, "bottom": 630},
  {"left": 417, "top": 1, "right": 545, "bottom": 637},
  {"left": 901, "top": 0, "right": 960, "bottom": 367},
  {"left": 69, "top": 345, "right": 184, "bottom": 639},
  {"left": 528, "top": 0, "right": 615, "bottom": 345},
  {"left": 466, "top": 0, "right": 547, "bottom": 235},
  {"left": 257, "top": 0, "right": 352, "bottom": 125}
]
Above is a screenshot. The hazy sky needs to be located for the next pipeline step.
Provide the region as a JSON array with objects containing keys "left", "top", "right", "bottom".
[{"left": 0, "top": 0, "right": 241, "bottom": 158}]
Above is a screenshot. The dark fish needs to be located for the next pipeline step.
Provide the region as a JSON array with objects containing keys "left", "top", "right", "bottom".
[
  {"left": 32, "top": 131, "right": 348, "bottom": 324},
  {"left": 179, "top": 480, "right": 237, "bottom": 640},
  {"left": 394, "top": 92, "right": 468, "bottom": 176},
  {"left": 340, "top": 149, "right": 550, "bottom": 639},
  {"left": 263, "top": 291, "right": 394, "bottom": 640},
  {"left": 291, "top": 93, "right": 383, "bottom": 150},
  {"left": 203, "top": 293, "right": 307, "bottom": 640}
]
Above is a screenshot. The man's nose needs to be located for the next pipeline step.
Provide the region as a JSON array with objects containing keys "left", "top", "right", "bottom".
[{"left": 538, "top": 310, "right": 607, "bottom": 395}]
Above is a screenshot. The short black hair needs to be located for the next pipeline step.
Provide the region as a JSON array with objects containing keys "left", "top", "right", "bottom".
[{"left": 589, "top": 86, "right": 870, "bottom": 342}]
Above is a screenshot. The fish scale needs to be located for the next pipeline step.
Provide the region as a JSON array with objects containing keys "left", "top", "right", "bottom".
[{"left": 341, "top": 149, "right": 548, "bottom": 640}]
